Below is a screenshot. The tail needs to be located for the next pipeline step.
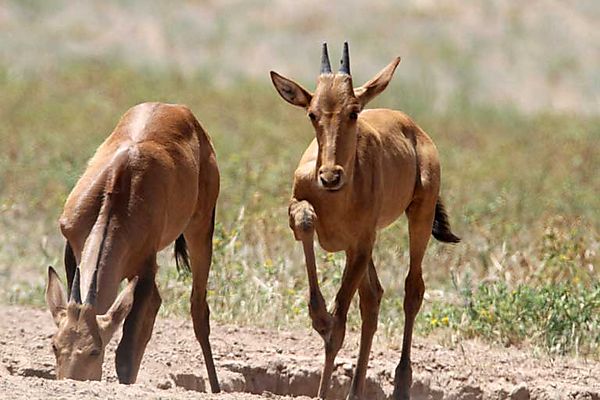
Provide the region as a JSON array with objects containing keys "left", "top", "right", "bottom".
[
  {"left": 175, "top": 207, "right": 215, "bottom": 273},
  {"left": 174, "top": 235, "right": 191, "bottom": 273},
  {"left": 432, "top": 198, "right": 461, "bottom": 243}
]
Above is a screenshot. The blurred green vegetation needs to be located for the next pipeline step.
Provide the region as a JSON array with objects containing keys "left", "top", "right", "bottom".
[
  {"left": 423, "top": 281, "right": 600, "bottom": 357},
  {"left": 0, "top": 62, "right": 598, "bottom": 357}
]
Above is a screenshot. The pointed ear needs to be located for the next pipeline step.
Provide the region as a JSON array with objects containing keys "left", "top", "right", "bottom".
[
  {"left": 97, "top": 277, "right": 138, "bottom": 340},
  {"left": 354, "top": 57, "right": 401, "bottom": 107},
  {"left": 270, "top": 71, "right": 312, "bottom": 108},
  {"left": 45, "top": 266, "right": 67, "bottom": 326}
]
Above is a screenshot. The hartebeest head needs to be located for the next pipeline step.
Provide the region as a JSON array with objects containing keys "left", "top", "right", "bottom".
[
  {"left": 45, "top": 266, "right": 137, "bottom": 380},
  {"left": 270, "top": 42, "right": 401, "bottom": 191}
]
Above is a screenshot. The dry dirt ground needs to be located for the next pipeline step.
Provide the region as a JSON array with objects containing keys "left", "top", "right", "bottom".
[{"left": 0, "top": 305, "right": 598, "bottom": 400}]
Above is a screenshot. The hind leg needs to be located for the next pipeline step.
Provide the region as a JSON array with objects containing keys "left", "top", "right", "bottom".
[
  {"left": 115, "top": 259, "right": 162, "bottom": 384},
  {"left": 184, "top": 208, "right": 220, "bottom": 393},
  {"left": 393, "top": 198, "right": 436, "bottom": 399}
]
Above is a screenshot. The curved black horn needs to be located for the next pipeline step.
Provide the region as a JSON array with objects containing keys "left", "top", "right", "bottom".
[
  {"left": 70, "top": 267, "right": 82, "bottom": 304},
  {"left": 86, "top": 200, "right": 110, "bottom": 306},
  {"left": 339, "top": 41, "right": 350, "bottom": 75},
  {"left": 320, "top": 42, "right": 332, "bottom": 74},
  {"left": 85, "top": 268, "right": 98, "bottom": 306}
]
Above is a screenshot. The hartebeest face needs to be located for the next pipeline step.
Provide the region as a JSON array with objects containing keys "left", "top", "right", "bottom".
[
  {"left": 270, "top": 42, "right": 401, "bottom": 191},
  {"left": 50, "top": 303, "right": 106, "bottom": 380},
  {"left": 45, "top": 267, "right": 137, "bottom": 381},
  {"left": 308, "top": 73, "right": 361, "bottom": 191}
]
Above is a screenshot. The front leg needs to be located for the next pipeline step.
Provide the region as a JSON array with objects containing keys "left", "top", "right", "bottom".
[
  {"left": 348, "top": 259, "right": 383, "bottom": 400},
  {"left": 115, "top": 271, "right": 161, "bottom": 384},
  {"left": 289, "top": 199, "right": 333, "bottom": 339},
  {"left": 319, "top": 247, "right": 371, "bottom": 399}
]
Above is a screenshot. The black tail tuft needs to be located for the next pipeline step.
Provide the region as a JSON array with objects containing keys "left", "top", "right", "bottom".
[
  {"left": 175, "top": 234, "right": 191, "bottom": 273},
  {"left": 432, "top": 198, "right": 461, "bottom": 243}
]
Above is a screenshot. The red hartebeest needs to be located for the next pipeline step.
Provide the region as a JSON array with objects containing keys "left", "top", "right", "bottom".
[
  {"left": 44, "top": 102, "right": 220, "bottom": 391},
  {"left": 270, "top": 43, "right": 460, "bottom": 399}
]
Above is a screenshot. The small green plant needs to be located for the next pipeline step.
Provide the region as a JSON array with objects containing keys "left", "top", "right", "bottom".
[{"left": 537, "top": 216, "right": 596, "bottom": 285}]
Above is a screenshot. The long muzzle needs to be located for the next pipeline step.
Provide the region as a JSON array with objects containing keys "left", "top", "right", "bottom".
[{"left": 318, "top": 165, "right": 345, "bottom": 191}]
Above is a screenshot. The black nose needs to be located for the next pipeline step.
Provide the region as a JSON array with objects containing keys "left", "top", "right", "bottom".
[{"left": 319, "top": 171, "right": 342, "bottom": 189}]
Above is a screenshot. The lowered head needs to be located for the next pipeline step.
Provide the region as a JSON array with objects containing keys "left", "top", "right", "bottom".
[{"left": 45, "top": 266, "right": 138, "bottom": 381}]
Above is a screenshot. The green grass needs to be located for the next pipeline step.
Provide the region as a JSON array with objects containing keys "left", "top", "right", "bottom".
[
  {"left": 0, "top": 62, "right": 598, "bottom": 358},
  {"left": 423, "top": 282, "right": 600, "bottom": 357}
]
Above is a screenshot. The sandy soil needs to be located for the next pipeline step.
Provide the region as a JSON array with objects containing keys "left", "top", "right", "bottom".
[{"left": 0, "top": 305, "right": 598, "bottom": 399}]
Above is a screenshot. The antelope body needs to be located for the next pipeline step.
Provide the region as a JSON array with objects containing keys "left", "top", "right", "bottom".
[
  {"left": 45, "top": 102, "right": 220, "bottom": 391},
  {"left": 270, "top": 43, "right": 459, "bottom": 399}
]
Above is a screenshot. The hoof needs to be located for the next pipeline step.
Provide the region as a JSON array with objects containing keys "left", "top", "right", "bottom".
[{"left": 393, "top": 362, "right": 412, "bottom": 400}]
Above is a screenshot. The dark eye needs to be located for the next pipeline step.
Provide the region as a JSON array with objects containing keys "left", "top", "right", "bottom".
[
  {"left": 308, "top": 112, "right": 317, "bottom": 121},
  {"left": 349, "top": 111, "right": 359, "bottom": 120},
  {"left": 90, "top": 349, "right": 101, "bottom": 357},
  {"left": 51, "top": 343, "right": 58, "bottom": 354}
]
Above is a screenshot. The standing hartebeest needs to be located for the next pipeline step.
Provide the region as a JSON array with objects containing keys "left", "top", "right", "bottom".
[
  {"left": 270, "top": 43, "right": 460, "bottom": 400},
  {"left": 44, "top": 102, "right": 220, "bottom": 391}
]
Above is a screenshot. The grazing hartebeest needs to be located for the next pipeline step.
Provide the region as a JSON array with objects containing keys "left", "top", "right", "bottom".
[
  {"left": 44, "top": 102, "right": 220, "bottom": 391},
  {"left": 270, "top": 43, "right": 460, "bottom": 399}
]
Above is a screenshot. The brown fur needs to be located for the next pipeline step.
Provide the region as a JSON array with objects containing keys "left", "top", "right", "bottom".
[
  {"left": 45, "top": 102, "right": 221, "bottom": 392},
  {"left": 271, "top": 46, "right": 458, "bottom": 400}
]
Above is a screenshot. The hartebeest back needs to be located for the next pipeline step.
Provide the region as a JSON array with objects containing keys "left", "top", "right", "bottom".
[
  {"left": 45, "top": 102, "right": 221, "bottom": 391},
  {"left": 270, "top": 43, "right": 459, "bottom": 400}
]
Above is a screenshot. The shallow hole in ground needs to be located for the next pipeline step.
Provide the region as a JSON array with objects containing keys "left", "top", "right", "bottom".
[
  {"left": 169, "top": 361, "right": 391, "bottom": 400},
  {"left": 170, "top": 372, "right": 206, "bottom": 392},
  {"left": 6, "top": 365, "right": 55, "bottom": 380},
  {"left": 166, "top": 361, "right": 450, "bottom": 400}
]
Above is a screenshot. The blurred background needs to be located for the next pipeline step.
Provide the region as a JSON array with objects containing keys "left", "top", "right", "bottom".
[{"left": 0, "top": 0, "right": 598, "bottom": 357}]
